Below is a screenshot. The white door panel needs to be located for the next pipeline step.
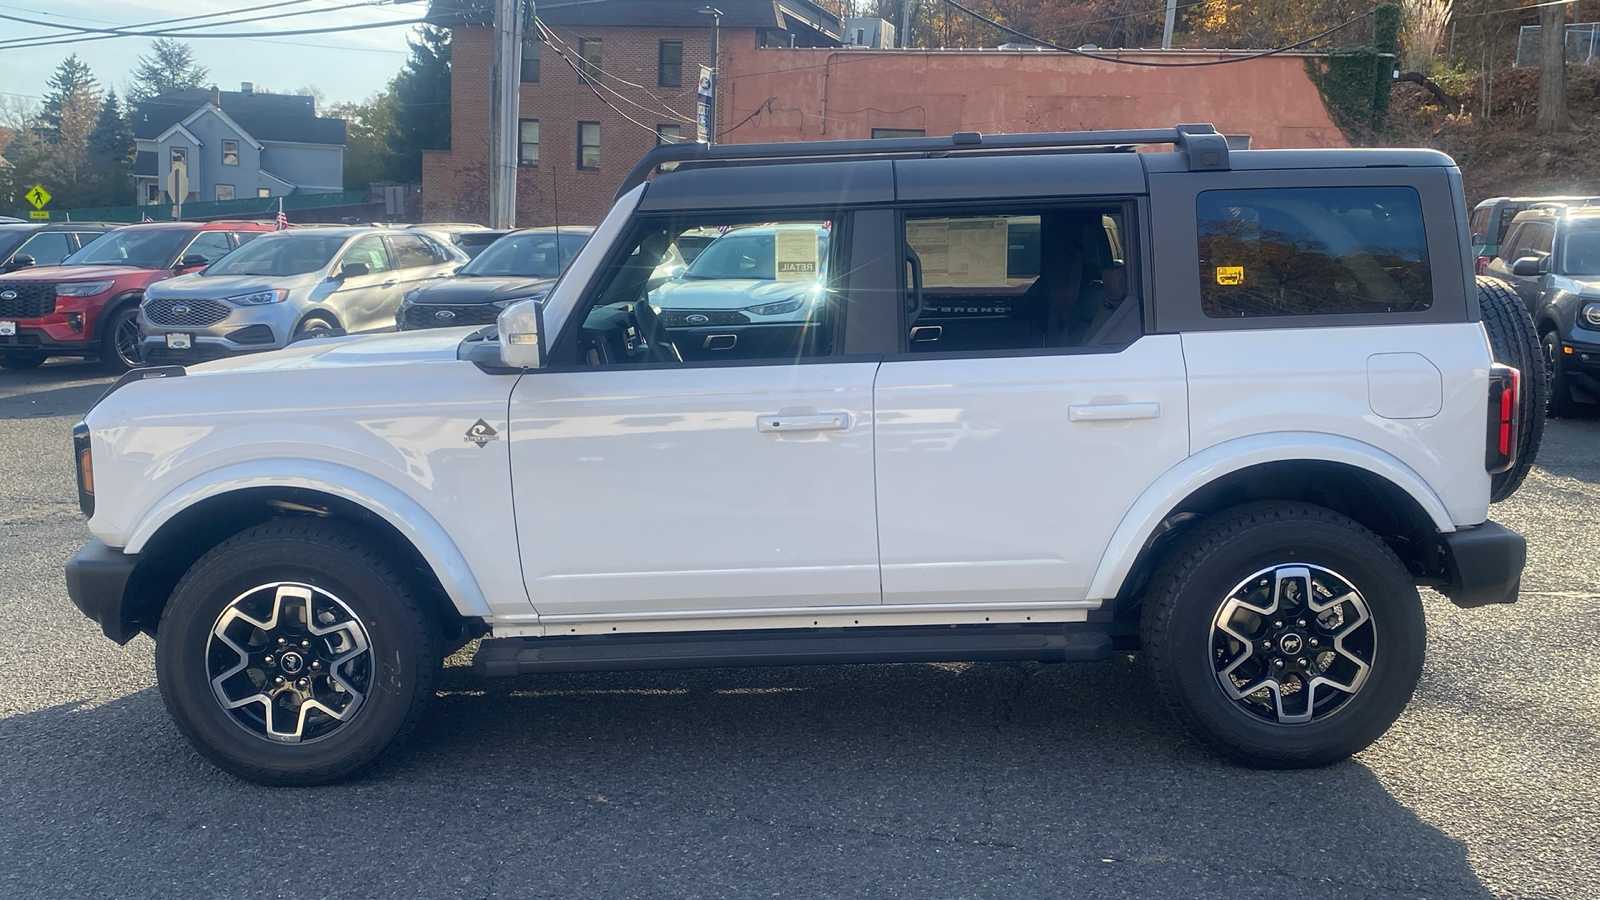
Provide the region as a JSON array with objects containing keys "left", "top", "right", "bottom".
[
  {"left": 510, "top": 362, "right": 881, "bottom": 616},
  {"left": 874, "top": 336, "right": 1189, "bottom": 604}
]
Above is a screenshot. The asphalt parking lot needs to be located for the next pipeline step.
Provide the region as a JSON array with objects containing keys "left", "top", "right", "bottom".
[{"left": 1, "top": 359, "right": 1596, "bottom": 900}]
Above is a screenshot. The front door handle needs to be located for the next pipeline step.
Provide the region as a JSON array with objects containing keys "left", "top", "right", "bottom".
[
  {"left": 382, "top": 280, "right": 398, "bottom": 288},
  {"left": 757, "top": 412, "right": 851, "bottom": 433},
  {"left": 1068, "top": 402, "right": 1160, "bottom": 422}
]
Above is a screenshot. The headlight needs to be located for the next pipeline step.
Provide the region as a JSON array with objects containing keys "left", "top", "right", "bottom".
[
  {"left": 54, "top": 281, "right": 115, "bottom": 298},
  {"left": 745, "top": 298, "right": 805, "bottom": 316},
  {"left": 493, "top": 291, "right": 549, "bottom": 310},
  {"left": 1582, "top": 302, "right": 1600, "bottom": 328},
  {"left": 223, "top": 289, "right": 289, "bottom": 306}
]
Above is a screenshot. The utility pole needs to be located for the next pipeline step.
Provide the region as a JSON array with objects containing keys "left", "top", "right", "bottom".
[
  {"left": 899, "top": 0, "right": 909, "bottom": 48},
  {"left": 1162, "top": 0, "right": 1176, "bottom": 49},
  {"left": 698, "top": 7, "right": 722, "bottom": 144},
  {"left": 488, "top": 0, "right": 527, "bottom": 229}
]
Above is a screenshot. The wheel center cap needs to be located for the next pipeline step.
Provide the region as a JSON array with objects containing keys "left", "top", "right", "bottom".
[
  {"left": 278, "top": 651, "right": 305, "bottom": 675},
  {"left": 1278, "top": 633, "right": 1304, "bottom": 655}
]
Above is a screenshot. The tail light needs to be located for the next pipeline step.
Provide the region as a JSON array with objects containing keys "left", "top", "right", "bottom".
[
  {"left": 72, "top": 421, "right": 94, "bottom": 518},
  {"left": 1476, "top": 256, "right": 1493, "bottom": 275},
  {"left": 1486, "top": 363, "right": 1519, "bottom": 475}
]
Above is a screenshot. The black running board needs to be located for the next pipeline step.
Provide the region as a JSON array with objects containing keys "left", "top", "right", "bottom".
[{"left": 473, "top": 624, "right": 1112, "bottom": 677}]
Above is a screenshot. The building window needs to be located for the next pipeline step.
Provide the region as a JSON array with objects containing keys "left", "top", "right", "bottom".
[
  {"left": 579, "top": 38, "right": 601, "bottom": 84},
  {"left": 519, "top": 119, "right": 540, "bottom": 166},
  {"left": 170, "top": 147, "right": 187, "bottom": 166},
  {"left": 521, "top": 37, "right": 540, "bottom": 83},
  {"left": 146, "top": 183, "right": 161, "bottom": 204},
  {"left": 216, "top": 184, "right": 235, "bottom": 201},
  {"left": 658, "top": 40, "right": 683, "bottom": 87},
  {"left": 656, "top": 124, "right": 682, "bottom": 145},
  {"left": 258, "top": 188, "right": 272, "bottom": 198},
  {"left": 871, "top": 128, "right": 926, "bottom": 139},
  {"left": 578, "top": 121, "right": 600, "bottom": 170},
  {"left": 221, "top": 140, "right": 239, "bottom": 166}
]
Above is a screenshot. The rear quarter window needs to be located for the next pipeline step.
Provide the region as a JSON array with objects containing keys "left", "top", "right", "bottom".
[{"left": 1197, "top": 186, "right": 1433, "bottom": 318}]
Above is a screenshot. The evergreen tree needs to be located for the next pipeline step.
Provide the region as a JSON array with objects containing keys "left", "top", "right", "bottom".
[
  {"left": 129, "top": 38, "right": 210, "bottom": 104},
  {"left": 87, "top": 89, "right": 136, "bottom": 205},
  {"left": 38, "top": 55, "right": 97, "bottom": 144},
  {"left": 388, "top": 26, "right": 451, "bottom": 182}
]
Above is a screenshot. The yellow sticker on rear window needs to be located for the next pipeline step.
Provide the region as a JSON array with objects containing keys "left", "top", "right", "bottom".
[{"left": 1216, "top": 266, "right": 1245, "bottom": 285}]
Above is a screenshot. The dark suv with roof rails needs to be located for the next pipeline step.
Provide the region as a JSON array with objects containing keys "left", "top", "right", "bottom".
[
  {"left": 0, "top": 221, "right": 118, "bottom": 273},
  {"left": 1484, "top": 205, "right": 1600, "bottom": 415},
  {"left": 66, "top": 124, "right": 1542, "bottom": 785}
]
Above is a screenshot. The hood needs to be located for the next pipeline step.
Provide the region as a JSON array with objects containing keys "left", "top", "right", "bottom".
[
  {"left": 1554, "top": 275, "right": 1600, "bottom": 296},
  {"left": 146, "top": 270, "right": 320, "bottom": 299},
  {"left": 183, "top": 327, "right": 476, "bottom": 376},
  {"left": 0, "top": 264, "right": 157, "bottom": 283},
  {"left": 650, "top": 277, "right": 817, "bottom": 312},
  {"left": 407, "top": 275, "right": 555, "bottom": 306}
]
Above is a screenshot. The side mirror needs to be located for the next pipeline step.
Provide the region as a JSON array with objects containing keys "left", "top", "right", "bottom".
[
  {"left": 498, "top": 297, "right": 545, "bottom": 368},
  {"left": 8, "top": 254, "right": 35, "bottom": 271},
  {"left": 337, "top": 261, "right": 370, "bottom": 280},
  {"left": 1511, "top": 255, "right": 1546, "bottom": 277},
  {"left": 177, "top": 254, "right": 211, "bottom": 272}
]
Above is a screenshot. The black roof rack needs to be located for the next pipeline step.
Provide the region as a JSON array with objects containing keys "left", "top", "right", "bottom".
[{"left": 616, "top": 123, "right": 1232, "bottom": 200}]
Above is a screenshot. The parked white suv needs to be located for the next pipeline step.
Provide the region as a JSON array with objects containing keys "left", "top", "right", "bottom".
[{"left": 66, "top": 126, "right": 1540, "bottom": 785}]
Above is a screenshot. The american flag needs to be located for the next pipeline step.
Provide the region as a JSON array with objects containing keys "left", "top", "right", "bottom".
[
  {"left": 274, "top": 198, "right": 288, "bottom": 231},
  {"left": 141, "top": 213, "right": 153, "bottom": 223}
]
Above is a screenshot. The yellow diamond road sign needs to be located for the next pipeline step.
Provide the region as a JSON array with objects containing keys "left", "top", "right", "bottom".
[{"left": 25, "top": 185, "right": 51, "bottom": 209}]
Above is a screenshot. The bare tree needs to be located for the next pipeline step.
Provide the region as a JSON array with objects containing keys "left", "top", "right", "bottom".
[{"left": 1536, "top": 0, "right": 1572, "bottom": 133}]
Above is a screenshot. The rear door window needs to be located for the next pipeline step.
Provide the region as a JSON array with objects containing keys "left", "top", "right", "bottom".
[
  {"left": 1197, "top": 186, "right": 1432, "bottom": 317},
  {"left": 387, "top": 233, "right": 438, "bottom": 269}
]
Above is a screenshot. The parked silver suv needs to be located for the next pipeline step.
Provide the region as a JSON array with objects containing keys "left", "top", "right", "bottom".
[{"left": 139, "top": 227, "right": 466, "bottom": 363}]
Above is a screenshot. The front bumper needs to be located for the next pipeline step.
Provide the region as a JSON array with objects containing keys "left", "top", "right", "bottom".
[
  {"left": 139, "top": 301, "right": 296, "bottom": 362},
  {"left": 0, "top": 326, "right": 97, "bottom": 355},
  {"left": 1438, "top": 521, "right": 1526, "bottom": 608},
  {"left": 64, "top": 539, "right": 142, "bottom": 644}
]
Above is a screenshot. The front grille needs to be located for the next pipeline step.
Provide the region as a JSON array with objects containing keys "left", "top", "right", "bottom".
[
  {"left": 658, "top": 309, "right": 750, "bottom": 328},
  {"left": 144, "top": 297, "right": 231, "bottom": 328},
  {"left": 0, "top": 283, "right": 56, "bottom": 319},
  {"left": 405, "top": 304, "right": 500, "bottom": 329}
]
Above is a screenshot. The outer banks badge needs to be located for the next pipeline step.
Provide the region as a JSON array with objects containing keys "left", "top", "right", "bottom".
[{"left": 465, "top": 419, "right": 500, "bottom": 447}]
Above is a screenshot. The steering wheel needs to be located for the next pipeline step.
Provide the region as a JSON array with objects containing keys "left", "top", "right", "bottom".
[{"left": 632, "top": 299, "right": 682, "bottom": 363}]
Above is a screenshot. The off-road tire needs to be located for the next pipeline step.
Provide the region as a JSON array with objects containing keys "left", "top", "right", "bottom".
[
  {"left": 1477, "top": 276, "right": 1545, "bottom": 500},
  {"left": 1140, "top": 502, "right": 1425, "bottom": 769},
  {"left": 155, "top": 520, "right": 439, "bottom": 786}
]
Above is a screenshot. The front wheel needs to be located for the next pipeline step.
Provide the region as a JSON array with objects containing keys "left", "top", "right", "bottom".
[
  {"left": 99, "top": 304, "right": 144, "bottom": 372},
  {"left": 155, "top": 521, "right": 439, "bottom": 785},
  {"left": 1141, "top": 503, "right": 1425, "bottom": 768},
  {"left": 1543, "top": 330, "right": 1582, "bottom": 418}
]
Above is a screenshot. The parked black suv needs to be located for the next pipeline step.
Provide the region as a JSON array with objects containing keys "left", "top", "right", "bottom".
[
  {"left": 1485, "top": 205, "right": 1600, "bottom": 415},
  {"left": 395, "top": 226, "right": 592, "bottom": 329},
  {"left": 0, "top": 221, "right": 117, "bottom": 272}
]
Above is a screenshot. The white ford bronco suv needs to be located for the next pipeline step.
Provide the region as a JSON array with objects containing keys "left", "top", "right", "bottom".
[{"left": 65, "top": 126, "right": 1541, "bottom": 785}]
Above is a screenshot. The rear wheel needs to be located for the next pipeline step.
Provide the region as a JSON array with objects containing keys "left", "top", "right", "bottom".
[
  {"left": 0, "top": 350, "right": 46, "bottom": 370},
  {"left": 1477, "top": 276, "right": 1545, "bottom": 500},
  {"left": 98, "top": 303, "right": 144, "bottom": 372},
  {"left": 1141, "top": 503, "right": 1425, "bottom": 768},
  {"left": 155, "top": 521, "right": 439, "bottom": 785}
]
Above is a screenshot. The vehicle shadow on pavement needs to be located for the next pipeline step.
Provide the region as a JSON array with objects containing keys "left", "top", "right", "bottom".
[
  {"left": 0, "top": 363, "right": 112, "bottom": 420},
  {"left": 0, "top": 659, "right": 1494, "bottom": 899}
]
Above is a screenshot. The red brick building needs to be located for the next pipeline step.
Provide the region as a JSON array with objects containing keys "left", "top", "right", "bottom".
[
  {"left": 424, "top": 0, "right": 843, "bottom": 226},
  {"left": 423, "top": 1, "right": 1350, "bottom": 227}
]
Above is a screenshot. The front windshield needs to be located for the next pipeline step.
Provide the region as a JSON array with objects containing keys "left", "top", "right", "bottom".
[
  {"left": 683, "top": 228, "right": 827, "bottom": 281},
  {"left": 0, "top": 226, "right": 33, "bottom": 260},
  {"left": 64, "top": 228, "right": 190, "bottom": 270},
  {"left": 205, "top": 233, "right": 345, "bottom": 277},
  {"left": 462, "top": 231, "right": 589, "bottom": 278},
  {"left": 1561, "top": 228, "right": 1600, "bottom": 276}
]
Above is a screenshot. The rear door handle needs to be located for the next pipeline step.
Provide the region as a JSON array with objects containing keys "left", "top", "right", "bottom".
[
  {"left": 1068, "top": 402, "right": 1160, "bottom": 422},
  {"left": 757, "top": 412, "right": 851, "bottom": 433}
]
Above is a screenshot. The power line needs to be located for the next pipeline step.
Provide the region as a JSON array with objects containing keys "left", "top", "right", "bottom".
[
  {"left": 542, "top": 32, "right": 668, "bottom": 139},
  {"left": 941, "top": 0, "right": 1375, "bottom": 67},
  {"left": 0, "top": 8, "right": 425, "bottom": 47},
  {"left": 535, "top": 20, "right": 694, "bottom": 124},
  {"left": 0, "top": 0, "right": 341, "bottom": 48}
]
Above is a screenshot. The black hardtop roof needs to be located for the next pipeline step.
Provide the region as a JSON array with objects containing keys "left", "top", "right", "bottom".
[
  {"left": 627, "top": 126, "right": 1457, "bottom": 211},
  {"left": 620, "top": 124, "right": 1465, "bottom": 206}
]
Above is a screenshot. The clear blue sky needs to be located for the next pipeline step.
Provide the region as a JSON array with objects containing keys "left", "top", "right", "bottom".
[{"left": 0, "top": 0, "right": 423, "bottom": 110}]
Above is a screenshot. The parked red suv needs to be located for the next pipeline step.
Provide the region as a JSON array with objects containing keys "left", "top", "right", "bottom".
[{"left": 0, "top": 221, "right": 274, "bottom": 371}]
